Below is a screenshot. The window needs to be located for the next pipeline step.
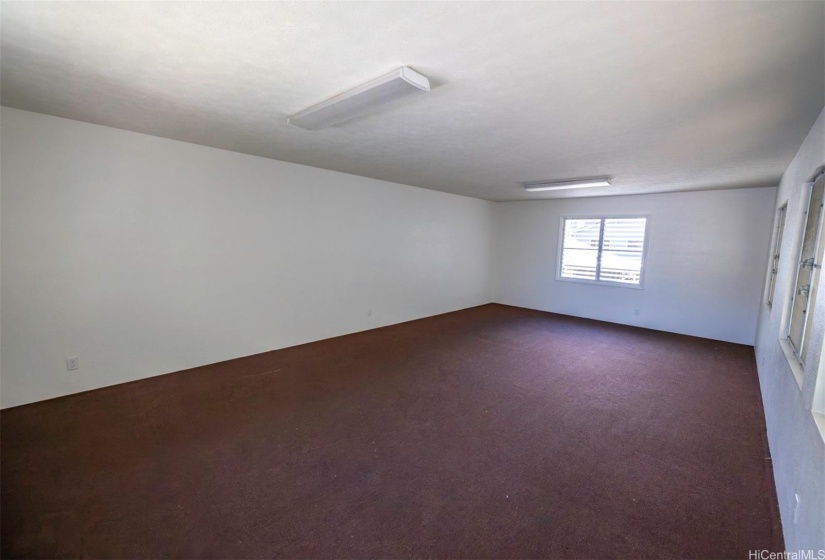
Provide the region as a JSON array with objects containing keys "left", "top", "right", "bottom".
[
  {"left": 766, "top": 203, "right": 787, "bottom": 308},
  {"left": 788, "top": 174, "right": 825, "bottom": 362},
  {"left": 559, "top": 217, "right": 647, "bottom": 286}
]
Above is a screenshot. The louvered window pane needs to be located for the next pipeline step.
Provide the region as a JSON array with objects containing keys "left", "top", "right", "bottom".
[
  {"left": 603, "top": 218, "right": 646, "bottom": 252},
  {"left": 766, "top": 205, "right": 786, "bottom": 308},
  {"left": 600, "top": 251, "right": 643, "bottom": 284},
  {"left": 561, "top": 249, "right": 598, "bottom": 280},
  {"left": 560, "top": 219, "right": 601, "bottom": 280},
  {"left": 563, "top": 219, "right": 601, "bottom": 250}
]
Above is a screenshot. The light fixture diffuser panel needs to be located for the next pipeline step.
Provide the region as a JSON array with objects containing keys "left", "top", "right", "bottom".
[
  {"left": 523, "top": 177, "right": 612, "bottom": 192},
  {"left": 288, "top": 67, "right": 431, "bottom": 131}
]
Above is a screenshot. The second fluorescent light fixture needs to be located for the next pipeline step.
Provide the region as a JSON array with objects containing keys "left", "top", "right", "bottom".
[
  {"left": 287, "top": 67, "right": 431, "bottom": 130},
  {"left": 523, "top": 177, "right": 612, "bottom": 192}
]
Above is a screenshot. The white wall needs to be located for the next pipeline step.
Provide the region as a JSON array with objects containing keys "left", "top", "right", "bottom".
[
  {"left": 0, "top": 107, "right": 494, "bottom": 408},
  {"left": 492, "top": 187, "right": 777, "bottom": 345},
  {"left": 754, "top": 107, "right": 825, "bottom": 554}
]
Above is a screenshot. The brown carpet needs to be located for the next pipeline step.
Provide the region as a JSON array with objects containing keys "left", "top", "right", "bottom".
[{"left": 1, "top": 304, "right": 782, "bottom": 559}]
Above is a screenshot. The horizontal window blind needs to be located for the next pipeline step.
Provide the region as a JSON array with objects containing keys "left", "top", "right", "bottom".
[{"left": 560, "top": 217, "right": 647, "bottom": 285}]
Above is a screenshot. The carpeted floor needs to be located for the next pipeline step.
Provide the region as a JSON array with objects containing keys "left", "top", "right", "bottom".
[{"left": 1, "top": 304, "right": 782, "bottom": 559}]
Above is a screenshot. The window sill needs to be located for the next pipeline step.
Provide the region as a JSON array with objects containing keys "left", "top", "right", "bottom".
[
  {"left": 778, "top": 337, "right": 805, "bottom": 390},
  {"left": 555, "top": 276, "right": 644, "bottom": 290}
]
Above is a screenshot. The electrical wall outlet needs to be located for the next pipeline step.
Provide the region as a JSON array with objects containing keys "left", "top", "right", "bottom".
[{"left": 66, "top": 357, "right": 79, "bottom": 371}]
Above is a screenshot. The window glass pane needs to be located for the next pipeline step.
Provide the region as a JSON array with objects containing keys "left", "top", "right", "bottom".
[
  {"left": 563, "top": 219, "right": 601, "bottom": 250},
  {"left": 767, "top": 205, "right": 786, "bottom": 307},
  {"left": 600, "top": 251, "right": 643, "bottom": 284},
  {"left": 603, "top": 218, "right": 646, "bottom": 252},
  {"left": 561, "top": 248, "right": 598, "bottom": 280}
]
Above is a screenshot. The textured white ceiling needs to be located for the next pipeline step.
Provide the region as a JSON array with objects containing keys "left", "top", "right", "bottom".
[{"left": 1, "top": 2, "right": 823, "bottom": 201}]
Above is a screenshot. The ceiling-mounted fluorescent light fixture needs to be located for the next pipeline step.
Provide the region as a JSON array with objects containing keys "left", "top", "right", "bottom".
[
  {"left": 523, "top": 177, "right": 612, "bottom": 192},
  {"left": 287, "top": 66, "right": 431, "bottom": 131}
]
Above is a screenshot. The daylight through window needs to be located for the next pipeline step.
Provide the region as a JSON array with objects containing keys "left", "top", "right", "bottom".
[{"left": 560, "top": 217, "right": 647, "bottom": 286}]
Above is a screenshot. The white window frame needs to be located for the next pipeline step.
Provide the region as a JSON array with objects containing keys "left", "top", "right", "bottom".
[
  {"left": 556, "top": 214, "right": 650, "bottom": 289},
  {"left": 766, "top": 202, "right": 788, "bottom": 309},
  {"left": 786, "top": 176, "right": 825, "bottom": 364}
]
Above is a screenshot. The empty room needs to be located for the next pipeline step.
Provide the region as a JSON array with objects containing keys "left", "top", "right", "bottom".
[{"left": 1, "top": 1, "right": 824, "bottom": 559}]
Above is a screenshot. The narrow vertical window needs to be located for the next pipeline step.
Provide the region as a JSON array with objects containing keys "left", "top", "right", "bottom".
[
  {"left": 766, "top": 204, "right": 787, "bottom": 308},
  {"left": 559, "top": 217, "right": 647, "bottom": 286},
  {"left": 788, "top": 175, "right": 825, "bottom": 362}
]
